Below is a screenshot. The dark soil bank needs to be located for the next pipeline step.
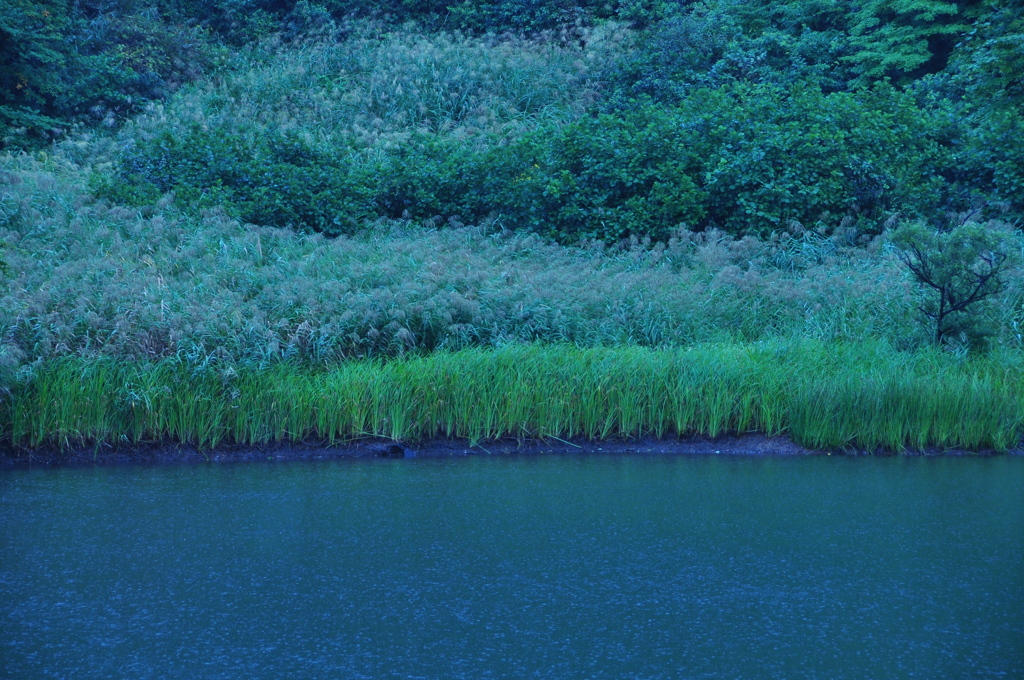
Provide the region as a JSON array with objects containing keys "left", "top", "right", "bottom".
[{"left": 2, "top": 435, "right": 1016, "bottom": 469}]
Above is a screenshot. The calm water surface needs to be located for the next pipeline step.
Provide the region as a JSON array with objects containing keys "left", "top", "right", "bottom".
[{"left": 2, "top": 455, "right": 1023, "bottom": 679}]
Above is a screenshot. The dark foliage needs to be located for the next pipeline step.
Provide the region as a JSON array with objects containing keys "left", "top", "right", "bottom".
[
  {"left": 0, "top": 0, "right": 224, "bottom": 147},
  {"left": 109, "top": 81, "right": 950, "bottom": 240},
  {"left": 7, "top": 0, "right": 1023, "bottom": 241}
]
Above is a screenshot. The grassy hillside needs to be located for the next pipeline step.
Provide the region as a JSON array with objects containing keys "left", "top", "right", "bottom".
[{"left": 2, "top": 1, "right": 1023, "bottom": 451}]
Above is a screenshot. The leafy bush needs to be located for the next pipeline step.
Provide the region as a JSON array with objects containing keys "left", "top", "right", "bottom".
[
  {"left": 486, "top": 107, "right": 709, "bottom": 241},
  {"left": 380, "top": 82, "right": 949, "bottom": 240},
  {"left": 110, "top": 125, "right": 376, "bottom": 233},
  {"left": 685, "top": 83, "right": 948, "bottom": 234},
  {"left": 359, "top": 109, "right": 711, "bottom": 239}
]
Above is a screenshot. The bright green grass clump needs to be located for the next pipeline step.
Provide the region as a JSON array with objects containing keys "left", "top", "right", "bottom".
[{"left": 5, "top": 342, "right": 1023, "bottom": 453}]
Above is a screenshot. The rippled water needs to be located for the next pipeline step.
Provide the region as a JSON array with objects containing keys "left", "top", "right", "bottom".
[{"left": 2, "top": 455, "right": 1023, "bottom": 679}]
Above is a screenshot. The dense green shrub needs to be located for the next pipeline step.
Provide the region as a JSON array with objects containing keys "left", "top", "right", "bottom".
[
  {"left": 919, "top": 2, "right": 1024, "bottom": 218},
  {"left": 108, "top": 125, "right": 375, "bottom": 233},
  {"left": 486, "top": 108, "right": 709, "bottom": 241},
  {"left": 107, "top": 70, "right": 951, "bottom": 240},
  {"left": 378, "top": 82, "right": 949, "bottom": 240},
  {"left": 962, "top": 111, "right": 1024, "bottom": 213},
  {"left": 683, "top": 83, "right": 948, "bottom": 234},
  {"left": 364, "top": 110, "right": 709, "bottom": 239}
]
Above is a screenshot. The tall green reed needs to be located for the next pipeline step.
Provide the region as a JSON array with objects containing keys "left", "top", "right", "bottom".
[{"left": 5, "top": 342, "right": 1021, "bottom": 453}]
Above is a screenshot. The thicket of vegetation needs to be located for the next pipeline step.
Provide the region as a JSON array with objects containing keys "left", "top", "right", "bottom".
[
  {"left": 8, "top": 156, "right": 969, "bottom": 367},
  {"left": 6, "top": 0, "right": 1023, "bottom": 237},
  {"left": 2, "top": 0, "right": 1023, "bottom": 451}
]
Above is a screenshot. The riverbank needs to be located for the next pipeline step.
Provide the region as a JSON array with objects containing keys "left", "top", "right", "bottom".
[
  {"left": 0, "top": 434, "right": 810, "bottom": 467},
  {"left": 6, "top": 432, "right": 1020, "bottom": 469},
  {"left": 3, "top": 342, "right": 1022, "bottom": 460}
]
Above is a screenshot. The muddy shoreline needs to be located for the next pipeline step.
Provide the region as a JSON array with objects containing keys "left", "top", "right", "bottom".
[{"left": 2, "top": 434, "right": 1018, "bottom": 469}]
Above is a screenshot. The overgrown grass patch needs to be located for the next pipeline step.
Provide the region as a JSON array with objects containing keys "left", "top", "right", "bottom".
[
  {"left": 7, "top": 342, "right": 1022, "bottom": 453},
  {"left": 11, "top": 153, "right": 987, "bottom": 368}
]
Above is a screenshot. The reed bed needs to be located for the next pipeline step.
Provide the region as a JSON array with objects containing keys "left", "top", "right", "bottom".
[{"left": 6, "top": 342, "right": 1022, "bottom": 453}]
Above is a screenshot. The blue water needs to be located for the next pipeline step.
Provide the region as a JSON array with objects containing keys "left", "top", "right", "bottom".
[{"left": 2, "top": 455, "right": 1023, "bottom": 679}]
